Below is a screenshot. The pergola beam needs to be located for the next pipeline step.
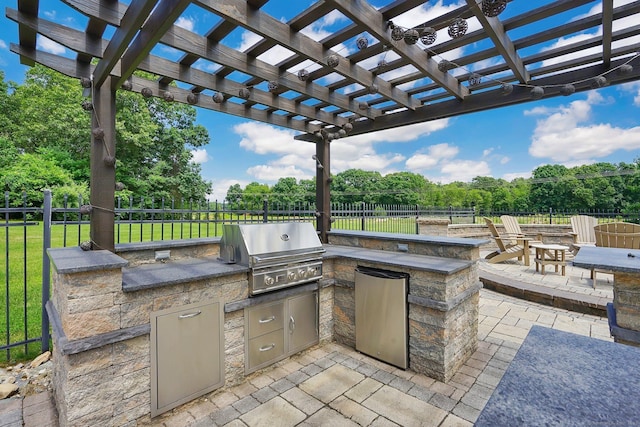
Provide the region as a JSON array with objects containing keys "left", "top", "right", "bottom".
[
  {"left": 196, "top": 0, "right": 420, "bottom": 110},
  {"left": 117, "top": 0, "right": 192, "bottom": 89},
  {"left": 9, "top": 43, "right": 324, "bottom": 135},
  {"left": 602, "top": 0, "right": 614, "bottom": 67},
  {"left": 466, "top": 0, "right": 530, "bottom": 83},
  {"left": 326, "top": 0, "right": 469, "bottom": 99},
  {"left": 91, "top": 0, "right": 159, "bottom": 88}
]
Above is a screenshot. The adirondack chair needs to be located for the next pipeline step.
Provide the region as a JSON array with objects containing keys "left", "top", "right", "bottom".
[
  {"left": 590, "top": 222, "right": 640, "bottom": 287},
  {"left": 500, "top": 215, "right": 543, "bottom": 246},
  {"left": 569, "top": 215, "right": 597, "bottom": 254},
  {"left": 484, "top": 217, "right": 530, "bottom": 265},
  {"left": 595, "top": 222, "right": 640, "bottom": 249}
]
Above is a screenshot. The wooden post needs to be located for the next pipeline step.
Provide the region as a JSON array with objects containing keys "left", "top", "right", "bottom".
[
  {"left": 315, "top": 137, "right": 331, "bottom": 243},
  {"left": 90, "top": 78, "right": 116, "bottom": 252}
]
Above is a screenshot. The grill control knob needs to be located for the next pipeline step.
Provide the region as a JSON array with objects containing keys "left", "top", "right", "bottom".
[
  {"left": 287, "top": 271, "right": 296, "bottom": 281},
  {"left": 298, "top": 268, "right": 308, "bottom": 279},
  {"left": 306, "top": 266, "right": 317, "bottom": 277},
  {"left": 264, "top": 275, "right": 274, "bottom": 286}
]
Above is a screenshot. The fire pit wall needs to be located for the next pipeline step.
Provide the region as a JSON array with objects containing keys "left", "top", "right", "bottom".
[{"left": 46, "top": 232, "right": 485, "bottom": 426}]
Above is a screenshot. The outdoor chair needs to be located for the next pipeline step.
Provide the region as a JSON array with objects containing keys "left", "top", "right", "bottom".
[
  {"left": 589, "top": 222, "right": 640, "bottom": 287},
  {"left": 569, "top": 215, "right": 597, "bottom": 254},
  {"left": 484, "top": 217, "right": 530, "bottom": 265},
  {"left": 500, "top": 215, "right": 543, "bottom": 247}
]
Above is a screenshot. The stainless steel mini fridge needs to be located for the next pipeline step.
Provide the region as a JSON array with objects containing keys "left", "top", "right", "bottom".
[{"left": 355, "top": 266, "right": 409, "bottom": 369}]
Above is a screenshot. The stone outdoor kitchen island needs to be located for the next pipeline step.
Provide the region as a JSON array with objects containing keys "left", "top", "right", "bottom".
[{"left": 46, "top": 231, "right": 486, "bottom": 426}]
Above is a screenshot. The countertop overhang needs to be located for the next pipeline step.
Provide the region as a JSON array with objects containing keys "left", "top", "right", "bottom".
[{"left": 572, "top": 246, "right": 640, "bottom": 274}]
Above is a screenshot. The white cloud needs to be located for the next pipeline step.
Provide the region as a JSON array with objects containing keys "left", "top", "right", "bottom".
[
  {"left": 0, "top": 40, "right": 7, "bottom": 50},
  {"left": 438, "top": 160, "right": 491, "bottom": 182},
  {"left": 231, "top": 119, "right": 451, "bottom": 183},
  {"left": 527, "top": 92, "right": 640, "bottom": 162},
  {"left": 175, "top": 17, "right": 195, "bottom": 31},
  {"left": 405, "top": 143, "right": 459, "bottom": 170},
  {"left": 619, "top": 81, "right": 640, "bottom": 106},
  {"left": 502, "top": 171, "right": 531, "bottom": 181},
  {"left": 190, "top": 149, "right": 210, "bottom": 164},
  {"left": 208, "top": 178, "right": 250, "bottom": 203},
  {"left": 246, "top": 164, "right": 308, "bottom": 181},
  {"left": 343, "top": 119, "right": 450, "bottom": 145},
  {"left": 234, "top": 122, "right": 307, "bottom": 155},
  {"left": 37, "top": 35, "right": 66, "bottom": 55}
]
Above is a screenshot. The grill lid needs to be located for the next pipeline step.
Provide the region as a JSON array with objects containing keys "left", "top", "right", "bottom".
[{"left": 219, "top": 222, "right": 324, "bottom": 265}]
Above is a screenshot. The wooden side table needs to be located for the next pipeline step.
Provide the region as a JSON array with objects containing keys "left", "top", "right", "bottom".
[{"left": 531, "top": 243, "right": 569, "bottom": 276}]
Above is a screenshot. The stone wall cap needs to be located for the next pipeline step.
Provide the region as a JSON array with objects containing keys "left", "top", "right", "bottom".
[
  {"left": 327, "top": 229, "right": 487, "bottom": 247},
  {"left": 323, "top": 244, "right": 473, "bottom": 274},
  {"left": 115, "top": 237, "right": 220, "bottom": 253},
  {"left": 47, "top": 246, "right": 128, "bottom": 273}
]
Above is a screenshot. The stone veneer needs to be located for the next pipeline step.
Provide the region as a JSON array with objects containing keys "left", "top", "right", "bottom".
[{"left": 47, "top": 231, "right": 485, "bottom": 426}]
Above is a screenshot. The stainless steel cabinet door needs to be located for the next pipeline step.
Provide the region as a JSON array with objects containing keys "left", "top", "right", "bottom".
[
  {"left": 151, "top": 299, "right": 224, "bottom": 417},
  {"left": 288, "top": 291, "right": 318, "bottom": 354}
]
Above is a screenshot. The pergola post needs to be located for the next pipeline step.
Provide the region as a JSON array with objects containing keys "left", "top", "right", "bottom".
[
  {"left": 315, "top": 137, "right": 331, "bottom": 243},
  {"left": 90, "top": 78, "right": 116, "bottom": 252}
]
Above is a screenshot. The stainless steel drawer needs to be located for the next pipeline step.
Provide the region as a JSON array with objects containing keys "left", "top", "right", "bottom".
[
  {"left": 246, "top": 300, "right": 285, "bottom": 339},
  {"left": 247, "top": 329, "right": 285, "bottom": 370}
]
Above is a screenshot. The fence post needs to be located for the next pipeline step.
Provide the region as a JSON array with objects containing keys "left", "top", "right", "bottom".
[
  {"left": 449, "top": 205, "right": 453, "bottom": 223},
  {"left": 361, "top": 203, "right": 366, "bottom": 231},
  {"left": 415, "top": 204, "right": 419, "bottom": 235},
  {"left": 549, "top": 207, "right": 553, "bottom": 225},
  {"left": 41, "top": 189, "right": 52, "bottom": 352},
  {"left": 263, "top": 199, "right": 268, "bottom": 223},
  {"left": 472, "top": 206, "right": 476, "bottom": 224}
]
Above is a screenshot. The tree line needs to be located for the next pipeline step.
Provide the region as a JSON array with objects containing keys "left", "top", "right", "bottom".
[
  {"left": 1, "top": 67, "right": 639, "bottom": 215},
  {"left": 226, "top": 163, "right": 640, "bottom": 215}
]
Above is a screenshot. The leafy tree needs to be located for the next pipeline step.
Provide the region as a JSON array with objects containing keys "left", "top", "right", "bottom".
[
  {"left": 271, "top": 177, "right": 306, "bottom": 207},
  {"left": 379, "top": 172, "right": 428, "bottom": 205},
  {"left": 3, "top": 65, "right": 212, "bottom": 202},
  {"left": 0, "top": 153, "right": 76, "bottom": 207},
  {"left": 243, "top": 182, "right": 271, "bottom": 210},
  {"left": 529, "top": 164, "right": 571, "bottom": 211},
  {"left": 331, "top": 169, "right": 382, "bottom": 204},
  {"left": 225, "top": 183, "right": 244, "bottom": 209}
]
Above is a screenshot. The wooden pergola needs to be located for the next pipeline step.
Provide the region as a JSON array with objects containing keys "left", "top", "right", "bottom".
[{"left": 8, "top": 0, "right": 640, "bottom": 250}]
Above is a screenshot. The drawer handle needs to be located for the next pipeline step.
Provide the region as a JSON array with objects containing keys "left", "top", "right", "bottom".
[
  {"left": 259, "top": 343, "right": 276, "bottom": 352},
  {"left": 258, "top": 315, "right": 276, "bottom": 324},
  {"left": 178, "top": 311, "right": 201, "bottom": 319}
]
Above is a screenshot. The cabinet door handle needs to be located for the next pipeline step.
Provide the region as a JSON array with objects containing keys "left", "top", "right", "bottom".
[
  {"left": 258, "top": 315, "right": 276, "bottom": 324},
  {"left": 289, "top": 316, "right": 295, "bottom": 333},
  {"left": 259, "top": 343, "right": 276, "bottom": 352},
  {"left": 179, "top": 311, "right": 201, "bottom": 319}
]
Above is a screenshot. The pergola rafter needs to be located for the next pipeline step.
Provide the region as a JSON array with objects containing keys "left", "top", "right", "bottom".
[{"left": 7, "top": 0, "right": 640, "bottom": 248}]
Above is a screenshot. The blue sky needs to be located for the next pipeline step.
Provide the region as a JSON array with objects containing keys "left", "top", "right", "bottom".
[{"left": 1, "top": 1, "right": 640, "bottom": 201}]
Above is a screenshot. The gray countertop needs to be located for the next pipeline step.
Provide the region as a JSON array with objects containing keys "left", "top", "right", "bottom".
[
  {"left": 323, "top": 244, "right": 473, "bottom": 274},
  {"left": 475, "top": 325, "right": 640, "bottom": 426},
  {"left": 122, "top": 257, "right": 248, "bottom": 292},
  {"left": 572, "top": 246, "right": 640, "bottom": 274},
  {"left": 328, "top": 229, "right": 488, "bottom": 247}
]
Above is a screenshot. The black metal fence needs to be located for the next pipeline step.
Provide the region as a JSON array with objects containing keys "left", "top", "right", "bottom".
[{"left": 2, "top": 190, "right": 639, "bottom": 361}]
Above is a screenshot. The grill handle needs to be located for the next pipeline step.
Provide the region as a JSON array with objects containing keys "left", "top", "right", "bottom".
[
  {"left": 289, "top": 316, "right": 295, "bottom": 333},
  {"left": 250, "top": 250, "right": 325, "bottom": 265}
]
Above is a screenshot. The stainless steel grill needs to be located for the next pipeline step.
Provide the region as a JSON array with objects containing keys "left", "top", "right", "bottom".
[{"left": 219, "top": 222, "right": 324, "bottom": 295}]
